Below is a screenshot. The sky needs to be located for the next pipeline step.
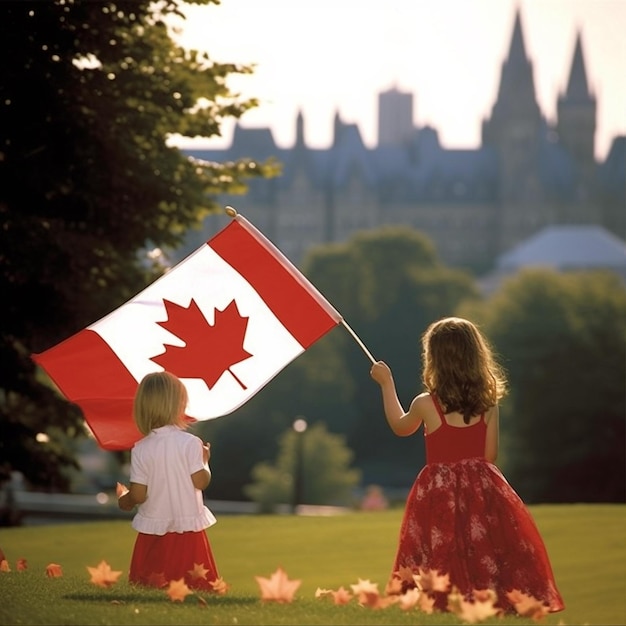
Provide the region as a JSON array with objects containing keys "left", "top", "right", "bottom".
[{"left": 170, "top": 0, "right": 626, "bottom": 161}]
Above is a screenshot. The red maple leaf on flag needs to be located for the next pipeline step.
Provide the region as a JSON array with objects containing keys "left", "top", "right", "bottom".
[{"left": 151, "top": 299, "right": 253, "bottom": 389}]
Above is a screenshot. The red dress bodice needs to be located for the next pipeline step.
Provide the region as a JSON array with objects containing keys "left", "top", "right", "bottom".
[{"left": 425, "top": 396, "right": 487, "bottom": 464}]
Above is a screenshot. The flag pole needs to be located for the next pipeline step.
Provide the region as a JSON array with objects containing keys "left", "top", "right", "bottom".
[
  {"left": 341, "top": 320, "right": 377, "bottom": 364},
  {"left": 225, "top": 205, "right": 377, "bottom": 365}
]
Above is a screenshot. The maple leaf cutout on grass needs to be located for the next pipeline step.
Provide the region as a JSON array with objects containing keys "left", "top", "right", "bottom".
[
  {"left": 210, "top": 577, "right": 230, "bottom": 595},
  {"left": 447, "top": 587, "right": 501, "bottom": 623},
  {"left": 394, "top": 565, "right": 416, "bottom": 587},
  {"left": 385, "top": 576, "right": 404, "bottom": 596},
  {"left": 152, "top": 299, "right": 252, "bottom": 390},
  {"left": 46, "top": 563, "right": 63, "bottom": 578},
  {"left": 255, "top": 567, "right": 301, "bottom": 603},
  {"left": 413, "top": 567, "right": 451, "bottom": 593},
  {"left": 315, "top": 586, "right": 353, "bottom": 605},
  {"left": 187, "top": 562, "right": 210, "bottom": 581},
  {"left": 506, "top": 589, "right": 550, "bottom": 621},
  {"left": 87, "top": 560, "right": 123, "bottom": 587},
  {"left": 166, "top": 578, "right": 194, "bottom": 602},
  {"left": 350, "top": 578, "right": 379, "bottom": 597},
  {"left": 350, "top": 579, "right": 389, "bottom": 608},
  {"left": 397, "top": 587, "right": 421, "bottom": 611}
]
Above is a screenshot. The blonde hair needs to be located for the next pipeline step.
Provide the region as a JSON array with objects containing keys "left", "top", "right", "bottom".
[
  {"left": 133, "top": 371, "right": 188, "bottom": 435},
  {"left": 422, "top": 317, "right": 507, "bottom": 423}
]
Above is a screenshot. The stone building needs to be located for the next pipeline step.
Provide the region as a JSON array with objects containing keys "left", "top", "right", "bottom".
[{"left": 182, "top": 8, "right": 625, "bottom": 273}]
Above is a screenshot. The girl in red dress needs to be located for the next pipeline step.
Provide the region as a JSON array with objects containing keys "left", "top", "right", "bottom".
[
  {"left": 370, "top": 316, "right": 564, "bottom": 614},
  {"left": 117, "top": 371, "right": 219, "bottom": 591}
]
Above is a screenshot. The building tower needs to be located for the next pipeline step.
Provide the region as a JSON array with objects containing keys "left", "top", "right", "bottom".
[
  {"left": 482, "top": 8, "right": 545, "bottom": 251},
  {"left": 557, "top": 31, "right": 597, "bottom": 193},
  {"left": 377, "top": 86, "right": 414, "bottom": 147}
]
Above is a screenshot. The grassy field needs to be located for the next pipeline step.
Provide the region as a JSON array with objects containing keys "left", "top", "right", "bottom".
[{"left": 1, "top": 504, "right": 624, "bottom": 625}]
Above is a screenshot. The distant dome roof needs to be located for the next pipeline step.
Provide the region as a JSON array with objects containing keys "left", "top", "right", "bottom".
[{"left": 497, "top": 225, "right": 626, "bottom": 271}]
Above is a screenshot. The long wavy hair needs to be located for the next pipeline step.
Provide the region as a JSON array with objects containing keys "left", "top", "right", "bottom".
[
  {"left": 421, "top": 317, "right": 507, "bottom": 423},
  {"left": 133, "top": 371, "right": 189, "bottom": 435}
]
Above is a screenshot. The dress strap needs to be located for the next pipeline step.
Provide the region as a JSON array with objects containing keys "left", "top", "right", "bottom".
[{"left": 431, "top": 395, "right": 447, "bottom": 422}]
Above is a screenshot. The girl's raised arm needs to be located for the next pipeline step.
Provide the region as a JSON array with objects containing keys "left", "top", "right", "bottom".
[{"left": 370, "top": 361, "right": 424, "bottom": 437}]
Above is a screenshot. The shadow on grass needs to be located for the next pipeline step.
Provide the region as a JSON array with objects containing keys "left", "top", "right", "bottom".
[{"left": 63, "top": 592, "right": 258, "bottom": 606}]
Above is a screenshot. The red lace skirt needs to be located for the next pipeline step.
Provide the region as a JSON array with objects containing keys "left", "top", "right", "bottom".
[
  {"left": 129, "top": 530, "right": 219, "bottom": 590},
  {"left": 391, "top": 458, "right": 564, "bottom": 613}
]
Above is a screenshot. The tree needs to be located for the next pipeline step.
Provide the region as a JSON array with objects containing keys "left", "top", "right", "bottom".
[
  {"left": 244, "top": 422, "right": 361, "bottom": 513},
  {"left": 462, "top": 269, "right": 626, "bottom": 502},
  {"left": 0, "top": 0, "right": 278, "bottom": 490}
]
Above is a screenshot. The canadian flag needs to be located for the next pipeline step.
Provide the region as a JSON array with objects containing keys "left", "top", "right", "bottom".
[{"left": 32, "top": 212, "right": 342, "bottom": 450}]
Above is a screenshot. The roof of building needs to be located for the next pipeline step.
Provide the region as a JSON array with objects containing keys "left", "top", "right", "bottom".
[{"left": 496, "top": 225, "right": 626, "bottom": 271}]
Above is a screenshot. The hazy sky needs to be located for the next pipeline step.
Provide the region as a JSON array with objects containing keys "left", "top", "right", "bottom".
[{"left": 171, "top": 0, "right": 625, "bottom": 160}]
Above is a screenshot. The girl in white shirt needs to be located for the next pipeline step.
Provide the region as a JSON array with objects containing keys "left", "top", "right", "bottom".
[{"left": 117, "top": 371, "right": 219, "bottom": 590}]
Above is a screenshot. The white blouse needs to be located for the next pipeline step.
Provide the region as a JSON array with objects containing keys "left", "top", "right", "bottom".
[{"left": 130, "top": 425, "right": 217, "bottom": 535}]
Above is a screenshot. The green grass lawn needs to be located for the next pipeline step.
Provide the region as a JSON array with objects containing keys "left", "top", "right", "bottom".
[{"left": 1, "top": 504, "right": 624, "bottom": 625}]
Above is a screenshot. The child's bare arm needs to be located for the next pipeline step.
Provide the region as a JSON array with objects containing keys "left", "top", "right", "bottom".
[
  {"left": 484, "top": 406, "right": 500, "bottom": 462},
  {"left": 191, "top": 441, "right": 211, "bottom": 490},
  {"left": 370, "top": 361, "right": 423, "bottom": 436},
  {"left": 191, "top": 468, "right": 211, "bottom": 490}
]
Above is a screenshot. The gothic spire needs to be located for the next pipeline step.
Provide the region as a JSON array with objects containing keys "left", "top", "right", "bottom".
[
  {"left": 295, "top": 109, "right": 305, "bottom": 148},
  {"left": 507, "top": 8, "right": 527, "bottom": 64},
  {"left": 564, "top": 32, "right": 593, "bottom": 101},
  {"left": 488, "top": 7, "right": 539, "bottom": 118}
]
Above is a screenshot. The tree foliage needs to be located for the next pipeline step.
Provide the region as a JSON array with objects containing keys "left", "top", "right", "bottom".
[
  {"left": 243, "top": 422, "right": 361, "bottom": 512},
  {"left": 0, "top": 0, "right": 278, "bottom": 490},
  {"left": 463, "top": 269, "right": 626, "bottom": 503}
]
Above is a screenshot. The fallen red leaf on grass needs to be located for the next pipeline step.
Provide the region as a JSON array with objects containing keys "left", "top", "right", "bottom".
[
  {"left": 46, "top": 563, "right": 63, "bottom": 578},
  {"left": 166, "top": 578, "right": 194, "bottom": 602},
  {"left": 359, "top": 591, "right": 398, "bottom": 609},
  {"left": 1, "top": 559, "right": 10, "bottom": 572},
  {"left": 394, "top": 565, "right": 415, "bottom": 586},
  {"left": 414, "top": 567, "right": 451, "bottom": 593},
  {"left": 16, "top": 558, "right": 28, "bottom": 571},
  {"left": 506, "top": 589, "right": 549, "bottom": 621},
  {"left": 255, "top": 567, "right": 301, "bottom": 603},
  {"left": 448, "top": 587, "right": 501, "bottom": 623},
  {"left": 315, "top": 586, "right": 353, "bottom": 605},
  {"left": 187, "top": 562, "right": 210, "bottom": 580},
  {"left": 349, "top": 578, "right": 379, "bottom": 597},
  {"left": 385, "top": 576, "right": 404, "bottom": 595},
  {"left": 397, "top": 587, "right": 421, "bottom": 611},
  {"left": 86, "top": 560, "right": 122, "bottom": 587},
  {"left": 210, "top": 577, "right": 230, "bottom": 595},
  {"left": 416, "top": 591, "right": 436, "bottom": 614}
]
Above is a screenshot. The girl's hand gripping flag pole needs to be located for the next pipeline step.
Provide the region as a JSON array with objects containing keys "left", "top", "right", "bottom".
[{"left": 32, "top": 206, "right": 376, "bottom": 451}]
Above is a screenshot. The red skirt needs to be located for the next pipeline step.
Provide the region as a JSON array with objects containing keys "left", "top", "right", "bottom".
[
  {"left": 391, "top": 458, "right": 564, "bottom": 614},
  {"left": 129, "top": 530, "right": 219, "bottom": 590}
]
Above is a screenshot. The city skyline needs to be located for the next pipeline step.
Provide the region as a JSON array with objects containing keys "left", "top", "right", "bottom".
[{"left": 170, "top": 0, "right": 625, "bottom": 161}]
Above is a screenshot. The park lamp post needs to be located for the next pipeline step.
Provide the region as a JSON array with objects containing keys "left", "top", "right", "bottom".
[{"left": 292, "top": 416, "right": 308, "bottom": 514}]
